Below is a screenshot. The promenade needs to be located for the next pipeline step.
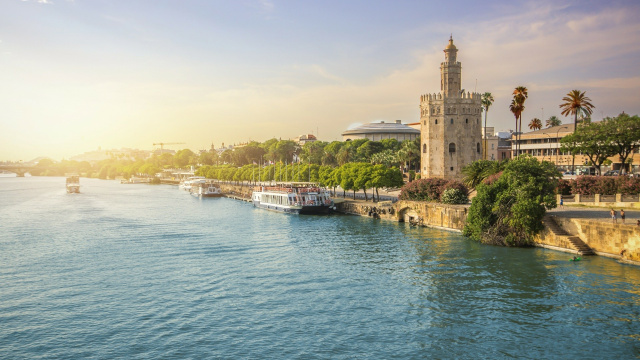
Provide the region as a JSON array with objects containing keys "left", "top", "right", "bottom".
[{"left": 549, "top": 206, "right": 640, "bottom": 224}]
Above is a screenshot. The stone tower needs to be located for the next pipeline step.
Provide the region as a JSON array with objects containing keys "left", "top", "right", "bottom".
[{"left": 420, "top": 36, "right": 482, "bottom": 179}]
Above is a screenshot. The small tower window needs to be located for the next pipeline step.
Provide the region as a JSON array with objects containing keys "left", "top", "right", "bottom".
[
  {"left": 465, "top": 118, "right": 468, "bottom": 124},
  {"left": 435, "top": 119, "right": 438, "bottom": 125},
  {"left": 449, "top": 143, "right": 456, "bottom": 153},
  {"left": 423, "top": 144, "right": 427, "bottom": 153},
  {"left": 450, "top": 118, "right": 454, "bottom": 124},
  {"left": 477, "top": 143, "right": 481, "bottom": 153}
]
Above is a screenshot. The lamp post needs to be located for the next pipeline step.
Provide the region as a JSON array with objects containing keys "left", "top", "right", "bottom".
[{"left": 555, "top": 126, "right": 569, "bottom": 168}]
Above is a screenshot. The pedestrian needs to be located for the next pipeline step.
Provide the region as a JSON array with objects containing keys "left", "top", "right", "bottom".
[
  {"left": 611, "top": 209, "right": 617, "bottom": 224},
  {"left": 560, "top": 197, "right": 564, "bottom": 209},
  {"left": 620, "top": 209, "right": 625, "bottom": 224}
]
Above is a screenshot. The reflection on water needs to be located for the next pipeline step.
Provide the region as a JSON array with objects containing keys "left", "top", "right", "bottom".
[{"left": 1, "top": 176, "right": 639, "bottom": 359}]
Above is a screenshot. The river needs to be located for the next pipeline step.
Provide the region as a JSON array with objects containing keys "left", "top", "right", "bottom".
[{"left": 1, "top": 177, "right": 639, "bottom": 359}]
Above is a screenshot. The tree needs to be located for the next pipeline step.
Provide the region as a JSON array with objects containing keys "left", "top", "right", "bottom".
[
  {"left": 512, "top": 86, "right": 528, "bottom": 155},
  {"left": 604, "top": 113, "right": 640, "bottom": 174},
  {"left": 560, "top": 121, "right": 614, "bottom": 175},
  {"left": 174, "top": 149, "right": 196, "bottom": 168},
  {"left": 559, "top": 89, "right": 595, "bottom": 134},
  {"left": 546, "top": 116, "right": 561, "bottom": 128},
  {"left": 300, "top": 141, "right": 327, "bottom": 165},
  {"left": 353, "top": 163, "right": 373, "bottom": 201},
  {"left": 397, "top": 139, "right": 420, "bottom": 171},
  {"left": 528, "top": 118, "right": 542, "bottom": 130},
  {"left": 509, "top": 99, "right": 523, "bottom": 156},
  {"left": 559, "top": 90, "right": 595, "bottom": 172},
  {"left": 463, "top": 155, "right": 559, "bottom": 246},
  {"left": 481, "top": 92, "right": 494, "bottom": 160}
]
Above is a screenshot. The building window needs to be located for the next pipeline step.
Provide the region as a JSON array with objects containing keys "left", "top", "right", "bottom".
[
  {"left": 450, "top": 167, "right": 454, "bottom": 171},
  {"left": 450, "top": 118, "right": 454, "bottom": 124},
  {"left": 449, "top": 143, "right": 456, "bottom": 153},
  {"left": 477, "top": 143, "right": 481, "bottom": 153},
  {"left": 465, "top": 118, "right": 468, "bottom": 124},
  {"left": 424, "top": 120, "right": 426, "bottom": 125},
  {"left": 423, "top": 144, "right": 426, "bottom": 153},
  {"left": 491, "top": 144, "right": 494, "bottom": 150},
  {"left": 435, "top": 119, "right": 438, "bottom": 124}
]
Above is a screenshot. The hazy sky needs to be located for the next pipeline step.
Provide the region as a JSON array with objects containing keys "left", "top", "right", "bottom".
[{"left": 1, "top": 0, "right": 639, "bottom": 161}]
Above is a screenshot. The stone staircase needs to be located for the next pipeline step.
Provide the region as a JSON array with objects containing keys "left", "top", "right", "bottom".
[{"left": 544, "top": 216, "right": 595, "bottom": 256}]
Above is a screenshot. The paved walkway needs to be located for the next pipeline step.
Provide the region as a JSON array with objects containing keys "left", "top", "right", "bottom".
[{"left": 549, "top": 206, "right": 640, "bottom": 225}]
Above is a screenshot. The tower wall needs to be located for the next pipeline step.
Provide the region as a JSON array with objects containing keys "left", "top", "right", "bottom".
[{"left": 419, "top": 38, "right": 483, "bottom": 180}]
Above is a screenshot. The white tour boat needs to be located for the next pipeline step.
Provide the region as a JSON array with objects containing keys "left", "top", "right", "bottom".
[
  {"left": 252, "top": 182, "right": 333, "bottom": 214},
  {"left": 66, "top": 175, "right": 80, "bottom": 193},
  {"left": 179, "top": 176, "right": 206, "bottom": 191},
  {"left": 190, "top": 182, "right": 224, "bottom": 198}
]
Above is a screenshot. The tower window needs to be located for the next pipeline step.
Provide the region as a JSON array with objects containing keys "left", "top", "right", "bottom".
[
  {"left": 450, "top": 118, "right": 454, "bottom": 124},
  {"left": 435, "top": 119, "right": 438, "bottom": 125},
  {"left": 450, "top": 167, "right": 454, "bottom": 171},
  {"left": 423, "top": 144, "right": 426, "bottom": 153},
  {"left": 449, "top": 143, "right": 456, "bottom": 153},
  {"left": 465, "top": 118, "right": 468, "bottom": 124},
  {"left": 477, "top": 143, "right": 481, "bottom": 153}
]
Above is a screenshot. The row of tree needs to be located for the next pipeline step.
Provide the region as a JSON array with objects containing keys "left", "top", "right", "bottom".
[
  {"left": 560, "top": 113, "right": 640, "bottom": 175},
  {"left": 195, "top": 162, "right": 404, "bottom": 202}
]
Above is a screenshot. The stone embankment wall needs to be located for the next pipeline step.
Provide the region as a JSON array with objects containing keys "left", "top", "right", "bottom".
[
  {"left": 219, "top": 183, "right": 252, "bottom": 199},
  {"left": 334, "top": 199, "right": 469, "bottom": 232},
  {"left": 551, "top": 217, "right": 640, "bottom": 262}
]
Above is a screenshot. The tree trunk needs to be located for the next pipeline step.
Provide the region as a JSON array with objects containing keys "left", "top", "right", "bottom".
[
  {"left": 363, "top": 189, "right": 368, "bottom": 201},
  {"left": 353, "top": 190, "right": 356, "bottom": 200},
  {"left": 484, "top": 110, "right": 488, "bottom": 160}
]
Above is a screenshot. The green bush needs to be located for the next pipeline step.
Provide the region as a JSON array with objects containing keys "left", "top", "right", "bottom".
[
  {"left": 463, "top": 156, "right": 559, "bottom": 246},
  {"left": 440, "top": 188, "right": 468, "bottom": 204}
]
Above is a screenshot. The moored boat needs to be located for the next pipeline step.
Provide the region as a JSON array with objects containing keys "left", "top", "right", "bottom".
[
  {"left": 66, "top": 175, "right": 80, "bottom": 193},
  {"left": 251, "top": 182, "right": 333, "bottom": 214},
  {"left": 190, "top": 182, "right": 223, "bottom": 197},
  {"left": 179, "top": 176, "right": 206, "bottom": 191}
]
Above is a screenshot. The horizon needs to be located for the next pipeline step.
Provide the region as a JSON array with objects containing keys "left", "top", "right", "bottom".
[{"left": 2, "top": 0, "right": 640, "bottom": 161}]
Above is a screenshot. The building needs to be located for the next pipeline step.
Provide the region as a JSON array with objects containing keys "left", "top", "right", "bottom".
[
  {"left": 420, "top": 37, "right": 483, "bottom": 179},
  {"left": 294, "top": 134, "right": 318, "bottom": 146},
  {"left": 481, "top": 127, "right": 511, "bottom": 161},
  {"left": 341, "top": 120, "right": 420, "bottom": 142},
  {"left": 513, "top": 123, "right": 640, "bottom": 173}
]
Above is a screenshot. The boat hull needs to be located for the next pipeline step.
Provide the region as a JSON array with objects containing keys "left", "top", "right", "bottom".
[{"left": 253, "top": 200, "right": 331, "bottom": 215}]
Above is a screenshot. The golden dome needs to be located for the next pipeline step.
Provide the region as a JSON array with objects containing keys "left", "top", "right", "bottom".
[{"left": 445, "top": 36, "right": 457, "bottom": 50}]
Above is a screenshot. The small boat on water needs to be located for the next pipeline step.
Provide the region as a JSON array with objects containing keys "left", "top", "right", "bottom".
[
  {"left": 179, "top": 176, "right": 206, "bottom": 191},
  {"left": 191, "top": 182, "right": 223, "bottom": 197},
  {"left": 66, "top": 175, "right": 80, "bottom": 193},
  {"left": 252, "top": 182, "right": 333, "bottom": 215}
]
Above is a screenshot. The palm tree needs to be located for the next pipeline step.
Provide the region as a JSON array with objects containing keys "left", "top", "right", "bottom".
[
  {"left": 528, "top": 118, "right": 542, "bottom": 130},
  {"left": 559, "top": 89, "right": 595, "bottom": 134},
  {"left": 546, "top": 115, "right": 561, "bottom": 128},
  {"left": 513, "top": 86, "right": 528, "bottom": 154},
  {"left": 509, "top": 99, "right": 524, "bottom": 157},
  {"left": 559, "top": 89, "right": 595, "bottom": 172},
  {"left": 481, "top": 92, "right": 494, "bottom": 160}
]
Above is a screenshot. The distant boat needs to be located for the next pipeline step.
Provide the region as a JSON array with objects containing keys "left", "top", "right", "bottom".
[
  {"left": 179, "top": 176, "right": 206, "bottom": 192},
  {"left": 191, "top": 182, "right": 223, "bottom": 198},
  {"left": 252, "top": 182, "right": 333, "bottom": 215},
  {"left": 66, "top": 175, "right": 80, "bottom": 193}
]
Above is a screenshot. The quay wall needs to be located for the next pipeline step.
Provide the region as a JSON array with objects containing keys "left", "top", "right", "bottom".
[
  {"left": 334, "top": 199, "right": 468, "bottom": 232},
  {"left": 551, "top": 217, "right": 640, "bottom": 262}
]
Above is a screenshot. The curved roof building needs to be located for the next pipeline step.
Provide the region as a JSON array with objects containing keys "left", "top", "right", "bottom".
[{"left": 341, "top": 120, "right": 420, "bottom": 142}]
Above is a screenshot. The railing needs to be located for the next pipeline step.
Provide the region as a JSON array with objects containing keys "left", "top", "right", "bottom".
[{"left": 559, "top": 194, "right": 640, "bottom": 204}]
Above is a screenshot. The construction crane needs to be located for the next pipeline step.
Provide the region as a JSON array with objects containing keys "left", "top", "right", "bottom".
[{"left": 153, "top": 142, "right": 185, "bottom": 150}]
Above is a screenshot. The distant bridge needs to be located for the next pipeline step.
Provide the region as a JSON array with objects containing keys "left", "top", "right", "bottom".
[{"left": 0, "top": 164, "right": 34, "bottom": 177}]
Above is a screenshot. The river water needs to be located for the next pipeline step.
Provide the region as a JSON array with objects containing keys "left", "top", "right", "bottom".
[{"left": 1, "top": 177, "right": 639, "bottom": 359}]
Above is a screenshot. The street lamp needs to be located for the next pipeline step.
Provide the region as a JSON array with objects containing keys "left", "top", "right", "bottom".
[{"left": 555, "top": 126, "right": 569, "bottom": 168}]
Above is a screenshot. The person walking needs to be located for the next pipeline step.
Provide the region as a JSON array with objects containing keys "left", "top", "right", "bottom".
[
  {"left": 611, "top": 209, "right": 617, "bottom": 224},
  {"left": 559, "top": 197, "right": 564, "bottom": 209},
  {"left": 620, "top": 209, "right": 625, "bottom": 224}
]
